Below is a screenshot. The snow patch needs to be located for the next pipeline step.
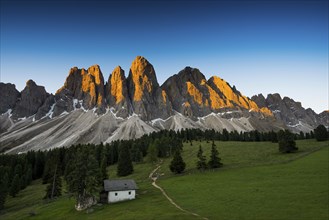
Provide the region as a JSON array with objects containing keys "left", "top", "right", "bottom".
[
  {"left": 197, "top": 112, "right": 218, "bottom": 120},
  {"left": 287, "top": 121, "right": 303, "bottom": 128},
  {"left": 272, "top": 110, "right": 281, "bottom": 113},
  {"left": 60, "top": 111, "right": 69, "bottom": 116},
  {"left": 79, "top": 100, "right": 88, "bottom": 112},
  {"left": 108, "top": 108, "right": 124, "bottom": 120},
  {"left": 73, "top": 99, "right": 78, "bottom": 110},
  {"left": 44, "top": 103, "right": 56, "bottom": 119},
  {"left": 3, "top": 109, "right": 13, "bottom": 117},
  {"left": 128, "top": 112, "right": 140, "bottom": 119},
  {"left": 151, "top": 116, "right": 172, "bottom": 125}
]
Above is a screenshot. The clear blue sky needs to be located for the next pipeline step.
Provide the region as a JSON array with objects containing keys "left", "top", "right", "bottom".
[{"left": 1, "top": 0, "right": 328, "bottom": 113}]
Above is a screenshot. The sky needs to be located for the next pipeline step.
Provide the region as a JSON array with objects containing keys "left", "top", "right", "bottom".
[{"left": 0, "top": 0, "right": 328, "bottom": 113}]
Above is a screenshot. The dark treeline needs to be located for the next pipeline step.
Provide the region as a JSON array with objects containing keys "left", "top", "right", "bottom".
[{"left": 0, "top": 125, "right": 326, "bottom": 210}]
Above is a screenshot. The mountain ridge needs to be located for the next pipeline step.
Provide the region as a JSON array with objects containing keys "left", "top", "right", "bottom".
[{"left": 0, "top": 56, "right": 327, "bottom": 153}]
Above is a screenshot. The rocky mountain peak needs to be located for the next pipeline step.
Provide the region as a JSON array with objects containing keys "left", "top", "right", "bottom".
[
  {"left": 12, "top": 80, "right": 49, "bottom": 118},
  {"left": 0, "top": 82, "right": 20, "bottom": 114},
  {"left": 251, "top": 94, "right": 267, "bottom": 108},
  {"left": 128, "top": 56, "right": 159, "bottom": 102},
  {"left": 109, "top": 66, "right": 126, "bottom": 104},
  {"left": 105, "top": 66, "right": 131, "bottom": 118},
  {"left": 87, "top": 64, "right": 104, "bottom": 85},
  {"left": 56, "top": 65, "right": 105, "bottom": 111},
  {"left": 177, "top": 67, "right": 206, "bottom": 84},
  {"left": 26, "top": 79, "right": 38, "bottom": 87},
  {"left": 127, "top": 56, "right": 172, "bottom": 120}
]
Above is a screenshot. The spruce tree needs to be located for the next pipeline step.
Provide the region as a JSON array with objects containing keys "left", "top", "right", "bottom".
[
  {"left": 314, "top": 125, "right": 328, "bottom": 141},
  {"left": 131, "top": 144, "right": 143, "bottom": 163},
  {"left": 117, "top": 143, "right": 134, "bottom": 176},
  {"left": 0, "top": 168, "right": 9, "bottom": 210},
  {"left": 208, "top": 141, "right": 223, "bottom": 168},
  {"left": 9, "top": 174, "right": 20, "bottom": 197},
  {"left": 25, "top": 165, "right": 33, "bottom": 187},
  {"left": 66, "top": 147, "right": 100, "bottom": 207},
  {"left": 196, "top": 145, "right": 207, "bottom": 170},
  {"left": 99, "top": 156, "right": 108, "bottom": 185},
  {"left": 44, "top": 165, "right": 62, "bottom": 200},
  {"left": 169, "top": 150, "right": 186, "bottom": 174},
  {"left": 277, "top": 130, "right": 298, "bottom": 153},
  {"left": 147, "top": 142, "right": 158, "bottom": 163}
]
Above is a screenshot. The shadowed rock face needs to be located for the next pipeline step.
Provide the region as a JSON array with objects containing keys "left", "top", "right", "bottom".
[
  {"left": 0, "top": 83, "right": 20, "bottom": 114},
  {"left": 12, "top": 80, "right": 48, "bottom": 118},
  {"left": 251, "top": 93, "right": 326, "bottom": 132},
  {"left": 127, "top": 56, "right": 172, "bottom": 120}
]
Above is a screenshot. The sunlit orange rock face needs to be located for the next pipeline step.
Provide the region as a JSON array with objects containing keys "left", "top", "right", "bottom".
[
  {"left": 186, "top": 82, "right": 203, "bottom": 105},
  {"left": 106, "top": 66, "right": 131, "bottom": 117},
  {"left": 88, "top": 65, "right": 105, "bottom": 106},
  {"left": 161, "top": 90, "right": 168, "bottom": 104},
  {"left": 56, "top": 65, "right": 105, "bottom": 110},
  {"left": 127, "top": 56, "right": 172, "bottom": 120},
  {"left": 129, "top": 56, "right": 155, "bottom": 102},
  {"left": 162, "top": 67, "right": 273, "bottom": 117},
  {"left": 110, "top": 66, "right": 126, "bottom": 104}
]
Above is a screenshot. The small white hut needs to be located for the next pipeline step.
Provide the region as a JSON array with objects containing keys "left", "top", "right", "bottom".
[{"left": 102, "top": 179, "right": 138, "bottom": 203}]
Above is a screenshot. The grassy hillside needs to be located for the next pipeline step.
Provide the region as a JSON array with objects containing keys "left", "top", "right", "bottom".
[
  {"left": 160, "top": 145, "right": 329, "bottom": 220},
  {"left": 1, "top": 139, "right": 327, "bottom": 219}
]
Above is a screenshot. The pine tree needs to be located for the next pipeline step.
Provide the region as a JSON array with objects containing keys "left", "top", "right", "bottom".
[
  {"left": 277, "top": 130, "right": 298, "bottom": 153},
  {"left": 66, "top": 147, "right": 100, "bottom": 207},
  {"left": 131, "top": 144, "right": 143, "bottom": 163},
  {"left": 147, "top": 142, "right": 158, "bottom": 163},
  {"left": 9, "top": 174, "right": 20, "bottom": 197},
  {"left": 196, "top": 145, "right": 207, "bottom": 170},
  {"left": 25, "top": 165, "right": 33, "bottom": 186},
  {"left": 44, "top": 165, "right": 62, "bottom": 199},
  {"left": 169, "top": 150, "right": 186, "bottom": 174},
  {"left": 0, "top": 168, "right": 9, "bottom": 210},
  {"left": 117, "top": 143, "right": 134, "bottom": 176},
  {"left": 314, "top": 125, "right": 328, "bottom": 141},
  {"left": 208, "top": 141, "right": 223, "bottom": 168},
  {"left": 99, "top": 156, "right": 108, "bottom": 185}
]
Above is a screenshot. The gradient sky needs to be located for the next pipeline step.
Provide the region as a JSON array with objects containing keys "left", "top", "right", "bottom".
[{"left": 1, "top": 0, "right": 328, "bottom": 113}]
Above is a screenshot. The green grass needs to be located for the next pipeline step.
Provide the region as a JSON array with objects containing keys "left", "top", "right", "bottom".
[
  {"left": 0, "top": 161, "right": 195, "bottom": 220},
  {"left": 157, "top": 139, "right": 327, "bottom": 177},
  {"left": 1, "top": 139, "right": 327, "bottom": 220},
  {"left": 160, "top": 143, "right": 329, "bottom": 220}
]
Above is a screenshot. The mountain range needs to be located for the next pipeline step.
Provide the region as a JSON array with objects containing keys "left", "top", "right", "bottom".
[{"left": 0, "top": 56, "right": 327, "bottom": 153}]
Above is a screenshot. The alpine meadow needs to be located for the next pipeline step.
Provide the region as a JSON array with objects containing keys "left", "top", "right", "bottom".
[{"left": 0, "top": 0, "right": 328, "bottom": 219}]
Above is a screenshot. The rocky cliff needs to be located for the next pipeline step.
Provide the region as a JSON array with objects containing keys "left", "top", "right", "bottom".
[
  {"left": 251, "top": 93, "right": 326, "bottom": 132},
  {"left": 0, "top": 56, "right": 327, "bottom": 153},
  {"left": 127, "top": 56, "right": 172, "bottom": 120}
]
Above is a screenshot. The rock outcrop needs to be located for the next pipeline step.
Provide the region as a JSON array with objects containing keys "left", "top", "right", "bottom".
[
  {"left": 56, "top": 65, "right": 106, "bottom": 112},
  {"left": 106, "top": 66, "right": 131, "bottom": 118},
  {"left": 162, "top": 67, "right": 272, "bottom": 118},
  {"left": 127, "top": 56, "right": 172, "bottom": 120},
  {"left": 1, "top": 55, "right": 327, "bottom": 153},
  {"left": 251, "top": 93, "right": 323, "bottom": 132},
  {"left": 0, "top": 83, "right": 20, "bottom": 114},
  {"left": 12, "top": 80, "right": 49, "bottom": 119}
]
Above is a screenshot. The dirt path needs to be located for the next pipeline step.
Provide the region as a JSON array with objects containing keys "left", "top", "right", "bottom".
[{"left": 149, "top": 165, "right": 209, "bottom": 220}]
